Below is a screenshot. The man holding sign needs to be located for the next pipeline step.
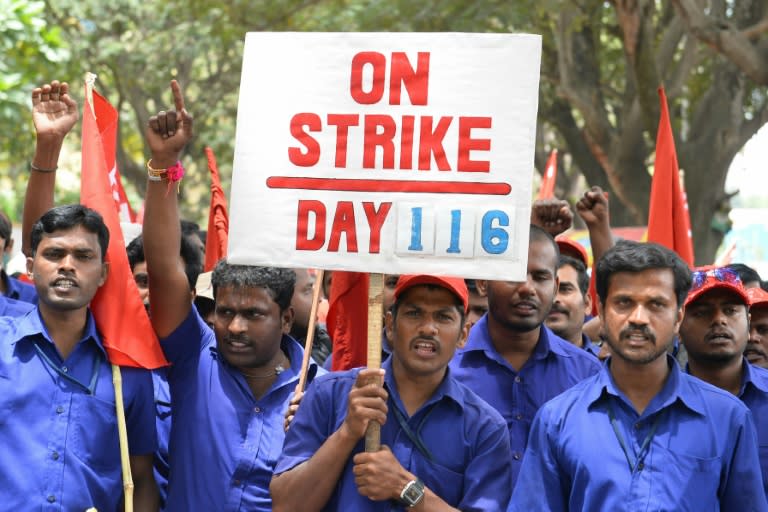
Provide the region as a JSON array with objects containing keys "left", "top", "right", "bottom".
[
  {"left": 142, "top": 81, "right": 320, "bottom": 511},
  {"left": 271, "top": 275, "right": 512, "bottom": 511}
]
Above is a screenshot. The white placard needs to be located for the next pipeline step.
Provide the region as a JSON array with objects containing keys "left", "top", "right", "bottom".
[{"left": 228, "top": 32, "right": 541, "bottom": 280}]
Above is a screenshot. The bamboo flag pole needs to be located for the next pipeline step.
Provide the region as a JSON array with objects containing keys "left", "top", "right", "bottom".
[
  {"left": 364, "top": 273, "right": 384, "bottom": 452},
  {"left": 295, "top": 269, "right": 325, "bottom": 394},
  {"left": 112, "top": 364, "right": 134, "bottom": 512}
]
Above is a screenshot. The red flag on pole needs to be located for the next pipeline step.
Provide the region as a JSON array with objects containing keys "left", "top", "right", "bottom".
[
  {"left": 203, "top": 147, "right": 229, "bottom": 272},
  {"left": 647, "top": 87, "right": 695, "bottom": 266},
  {"left": 328, "top": 271, "right": 369, "bottom": 371},
  {"left": 93, "top": 92, "right": 136, "bottom": 224},
  {"left": 80, "top": 76, "right": 168, "bottom": 369},
  {"left": 536, "top": 149, "right": 558, "bottom": 200}
]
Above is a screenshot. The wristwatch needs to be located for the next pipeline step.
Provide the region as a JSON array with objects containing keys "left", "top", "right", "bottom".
[{"left": 398, "top": 478, "right": 425, "bottom": 508}]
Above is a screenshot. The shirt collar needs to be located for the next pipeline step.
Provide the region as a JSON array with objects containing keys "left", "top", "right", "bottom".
[
  {"left": 741, "top": 358, "right": 768, "bottom": 394},
  {"left": 587, "top": 355, "right": 705, "bottom": 416},
  {"left": 464, "top": 315, "right": 568, "bottom": 360},
  {"left": 382, "top": 356, "right": 464, "bottom": 412},
  {"left": 11, "top": 306, "right": 106, "bottom": 358}
]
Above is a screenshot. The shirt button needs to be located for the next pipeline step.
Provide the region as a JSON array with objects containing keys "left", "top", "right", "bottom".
[
  {"left": 61, "top": 366, "right": 68, "bottom": 373},
  {"left": 514, "top": 376, "right": 522, "bottom": 383},
  {"left": 513, "top": 452, "right": 521, "bottom": 460},
  {"left": 254, "top": 407, "right": 261, "bottom": 413},
  {"left": 637, "top": 462, "right": 645, "bottom": 471},
  {"left": 634, "top": 423, "right": 641, "bottom": 429},
  {"left": 47, "top": 495, "right": 56, "bottom": 503},
  {"left": 515, "top": 414, "right": 523, "bottom": 420},
  {"left": 52, "top": 451, "right": 60, "bottom": 460},
  {"left": 56, "top": 406, "right": 64, "bottom": 414},
  {"left": 233, "top": 479, "right": 241, "bottom": 486}
]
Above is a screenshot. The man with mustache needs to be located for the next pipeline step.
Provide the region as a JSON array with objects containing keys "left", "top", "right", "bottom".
[
  {"left": 545, "top": 255, "right": 600, "bottom": 356},
  {"left": 747, "top": 287, "right": 768, "bottom": 369},
  {"left": 12, "top": 80, "right": 159, "bottom": 510},
  {"left": 141, "top": 80, "right": 320, "bottom": 511},
  {"left": 450, "top": 225, "right": 601, "bottom": 488},
  {"left": 679, "top": 267, "right": 768, "bottom": 495},
  {"left": 271, "top": 275, "right": 513, "bottom": 511},
  {"left": 509, "top": 241, "right": 767, "bottom": 511}
]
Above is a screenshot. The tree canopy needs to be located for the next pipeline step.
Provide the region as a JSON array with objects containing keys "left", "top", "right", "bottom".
[{"left": 1, "top": 0, "right": 766, "bottom": 263}]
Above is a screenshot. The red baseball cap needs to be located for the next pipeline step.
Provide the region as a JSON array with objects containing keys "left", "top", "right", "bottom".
[
  {"left": 685, "top": 267, "right": 749, "bottom": 308},
  {"left": 747, "top": 287, "right": 768, "bottom": 310},
  {"left": 394, "top": 275, "right": 469, "bottom": 313},
  {"left": 556, "top": 236, "right": 589, "bottom": 267}
]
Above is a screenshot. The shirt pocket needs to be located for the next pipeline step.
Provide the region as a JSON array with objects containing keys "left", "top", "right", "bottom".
[
  {"left": 0, "top": 372, "right": 20, "bottom": 424},
  {"left": 417, "top": 458, "right": 464, "bottom": 507},
  {"left": 69, "top": 393, "right": 121, "bottom": 472},
  {"left": 661, "top": 451, "right": 721, "bottom": 510}
]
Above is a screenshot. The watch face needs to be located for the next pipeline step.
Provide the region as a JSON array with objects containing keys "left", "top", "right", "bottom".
[{"left": 401, "top": 480, "right": 425, "bottom": 506}]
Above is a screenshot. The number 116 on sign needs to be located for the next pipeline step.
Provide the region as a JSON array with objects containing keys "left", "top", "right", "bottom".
[{"left": 396, "top": 203, "right": 516, "bottom": 258}]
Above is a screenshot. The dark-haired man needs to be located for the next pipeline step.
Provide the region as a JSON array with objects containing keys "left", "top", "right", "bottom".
[
  {"left": 291, "top": 268, "right": 332, "bottom": 366},
  {"left": 510, "top": 241, "right": 767, "bottom": 511},
  {"left": 11, "top": 79, "right": 158, "bottom": 510},
  {"left": 545, "top": 255, "right": 599, "bottom": 356},
  {"left": 271, "top": 275, "right": 512, "bottom": 511},
  {"left": 0, "top": 211, "right": 37, "bottom": 303},
  {"left": 748, "top": 287, "right": 768, "bottom": 369},
  {"left": 450, "top": 225, "right": 600, "bottom": 487},
  {"left": 0, "top": 205, "right": 158, "bottom": 510},
  {"left": 142, "top": 80, "right": 319, "bottom": 511},
  {"left": 126, "top": 232, "right": 203, "bottom": 509},
  {"left": 679, "top": 267, "right": 768, "bottom": 495}
]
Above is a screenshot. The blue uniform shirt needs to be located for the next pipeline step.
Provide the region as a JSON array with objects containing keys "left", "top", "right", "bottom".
[
  {"left": 582, "top": 333, "right": 601, "bottom": 357},
  {"left": 0, "top": 294, "right": 34, "bottom": 317},
  {"left": 450, "top": 316, "right": 601, "bottom": 486},
  {"left": 2, "top": 270, "right": 37, "bottom": 304},
  {"left": 161, "top": 308, "right": 320, "bottom": 512},
  {"left": 153, "top": 368, "right": 172, "bottom": 510},
  {"left": 509, "top": 356, "right": 768, "bottom": 512},
  {"left": 0, "top": 308, "right": 156, "bottom": 511},
  {"left": 275, "top": 357, "right": 513, "bottom": 511},
  {"left": 736, "top": 360, "right": 768, "bottom": 496}
]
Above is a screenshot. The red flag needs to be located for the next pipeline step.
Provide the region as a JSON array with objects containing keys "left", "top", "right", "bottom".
[
  {"left": 80, "top": 80, "right": 168, "bottom": 369},
  {"left": 92, "top": 93, "right": 136, "bottom": 224},
  {"left": 328, "top": 272, "right": 369, "bottom": 371},
  {"left": 536, "top": 149, "right": 558, "bottom": 199},
  {"left": 647, "top": 87, "right": 694, "bottom": 266},
  {"left": 203, "top": 147, "right": 229, "bottom": 272}
]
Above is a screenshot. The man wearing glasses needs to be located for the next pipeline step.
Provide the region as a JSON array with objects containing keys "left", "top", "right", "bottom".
[{"left": 679, "top": 266, "right": 768, "bottom": 496}]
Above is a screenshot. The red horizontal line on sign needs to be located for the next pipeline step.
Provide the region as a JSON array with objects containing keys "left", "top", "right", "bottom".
[{"left": 266, "top": 177, "right": 512, "bottom": 195}]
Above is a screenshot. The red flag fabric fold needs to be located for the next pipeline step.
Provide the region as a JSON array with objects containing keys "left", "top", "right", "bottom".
[
  {"left": 80, "top": 84, "right": 168, "bottom": 369},
  {"left": 328, "top": 272, "right": 369, "bottom": 372},
  {"left": 203, "top": 147, "right": 229, "bottom": 272},
  {"left": 536, "top": 149, "right": 558, "bottom": 200},
  {"left": 647, "top": 87, "right": 695, "bottom": 266}
]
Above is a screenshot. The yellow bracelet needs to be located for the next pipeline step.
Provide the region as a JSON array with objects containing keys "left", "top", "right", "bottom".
[{"left": 146, "top": 160, "right": 167, "bottom": 182}]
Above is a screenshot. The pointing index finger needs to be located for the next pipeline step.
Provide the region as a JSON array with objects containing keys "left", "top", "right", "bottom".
[{"left": 170, "top": 80, "right": 185, "bottom": 112}]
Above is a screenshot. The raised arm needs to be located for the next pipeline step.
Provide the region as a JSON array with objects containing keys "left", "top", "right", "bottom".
[
  {"left": 530, "top": 198, "right": 573, "bottom": 238},
  {"left": 575, "top": 186, "right": 614, "bottom": 264},
  {"left": 142, "top": 80, "right": 195, "bottom": 337},
  {"left": 22, "top": 80, "right": 78, "bottom": 256}
]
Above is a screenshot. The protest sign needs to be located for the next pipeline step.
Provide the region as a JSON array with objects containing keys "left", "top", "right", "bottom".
[{"left": 229, "top": 32, "right": 541, "bottom": 280}]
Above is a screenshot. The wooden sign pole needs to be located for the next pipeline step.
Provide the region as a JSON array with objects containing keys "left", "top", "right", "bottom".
[{"left": 364, "top": 273, "right": 384, "bottom": 452}]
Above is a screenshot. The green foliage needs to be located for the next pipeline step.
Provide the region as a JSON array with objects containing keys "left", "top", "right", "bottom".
[
  {"left": 0, "top": 0, "right": 69, "bottom": 220},
  {"left": 0, "top": 0, "right": 764, "bottom": 264}
]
